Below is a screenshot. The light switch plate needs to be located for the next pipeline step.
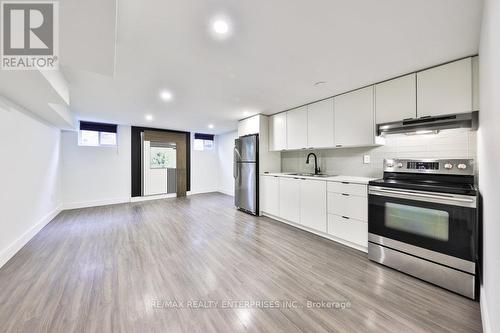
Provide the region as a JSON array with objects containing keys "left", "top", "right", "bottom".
[{"left": 363, "top": 155, "right": 371, "bottom": 164}]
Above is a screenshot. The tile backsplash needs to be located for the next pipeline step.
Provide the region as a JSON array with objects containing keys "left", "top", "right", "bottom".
[{"left": 281, "top": 128, "right": 477, "bottom": 178}]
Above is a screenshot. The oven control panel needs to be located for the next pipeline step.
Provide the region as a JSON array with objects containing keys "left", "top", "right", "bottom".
[{"left": 384, "top": 159, "right": 474, "bottom": 175}]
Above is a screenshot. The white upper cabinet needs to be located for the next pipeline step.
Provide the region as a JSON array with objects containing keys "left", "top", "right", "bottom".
[
  {"left": 279, "top": 177, "right": 301, "bottom": 223},
  {"left": 334, "top": 86, "right": 375, "bottom": 147},
  {"left": 238, "top": 115, "right": 260, "bottom": 137},
  {"left": 375, "top": 74, "right": 417, "bottom": 124},
  {"left": 417, "top": 58, "right": 472, "bottom": 117},
  {"left": 472, "top": 56, "right": 479, "bottom": 111},
  {"left": 300, "top": 179, "right": 327, "bottom": 233},
  {"left": 307, "top": 98, "right": 335, "bottom": 148},
  {"left": 286, "top": 106, "right": 308, "bottom": 150},
  {"left": 269, "top": 113, "right": 287, "bottom": 151}
]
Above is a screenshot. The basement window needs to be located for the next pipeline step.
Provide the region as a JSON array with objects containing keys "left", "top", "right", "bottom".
[
  {"left": 79, "top": 121, "right": 118, "bottom": 146},
  {"left": 193, "top": 133, "right": 214, "bottom": 151}
]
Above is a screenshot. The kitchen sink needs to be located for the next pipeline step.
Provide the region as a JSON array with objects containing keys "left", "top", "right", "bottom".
[{"left": 288, "top": 173, "right": 335, "bottom": 178}]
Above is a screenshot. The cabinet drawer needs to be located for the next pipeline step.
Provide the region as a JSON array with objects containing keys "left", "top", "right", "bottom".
[
  {"left": 327, "top": 193, "right": 368, "bottom": 221},
  {"left": 327, "top": 181, "right": 367, "bottom": 197},
  {"left": 328, "top": 214, "right": 367, "bottom": 247}
]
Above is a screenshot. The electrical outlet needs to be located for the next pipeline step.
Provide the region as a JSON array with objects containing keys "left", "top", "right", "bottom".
[{"left": 363, "top": 155, "right": 371, "bottom": 164}]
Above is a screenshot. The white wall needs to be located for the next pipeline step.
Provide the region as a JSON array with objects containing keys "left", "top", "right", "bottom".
[
  {"left": 0, "top": 97, "right": 62, "bottom": 268},
  {"left": 217, "top": 131, "right": 238, "bottom": 196},
  {"left": 61, "top": 126, "right": 131, "bottom": 209},
  {"left": 190, "top": 133, "right": 218, "bottom": 194},
  {"left": 478, "top": 1, "right": 500, "bottom": 332},
  {"left": 282, "top": 128, "right": 477, "bottom": 178}
]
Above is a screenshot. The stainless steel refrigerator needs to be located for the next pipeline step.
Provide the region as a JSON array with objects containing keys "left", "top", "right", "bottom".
[{"left": 234, "top": 134, "right": 258, "bottom": 215}]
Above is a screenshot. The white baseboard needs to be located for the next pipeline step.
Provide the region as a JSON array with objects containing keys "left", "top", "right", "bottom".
[
  {"left": 187, "top": 189, "right": 218, "bottom": 195},
  {"left": 217, "top": 189, "right": 234, "bottom": 196},
  {"left": 64, "top": 197, "right": 130, "bottom": 210},
  {"left": 481, "top": 286, "right": 492, "bottom": 333},
  {"left": 130, "top": 194, "right": 176, "bottom": 202},
  {"left": 0, "top": 204, "right": 62, "bottom": 269}
]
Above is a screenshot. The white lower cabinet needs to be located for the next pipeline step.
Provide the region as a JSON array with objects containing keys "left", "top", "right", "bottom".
[
  {"left": 327, "top": 181, "right": 369, "bottom": 248},
  {"left": 260, "top": 176, "right": 369, "bottom": 251},
  {"left": 260, "top": 176, "right": 280, "bottom": 216},
  {"left": 300, "top": 179, "right": 327, "bottom": 233},
  {"left": 279, "top": 177, "right": 301, "bottom": 223},
  {"left": 327, "top": 193, "right": 368, "bottom": 222},
  {"left": 327, "top": 215, "right": 368, "bottom": 248}
]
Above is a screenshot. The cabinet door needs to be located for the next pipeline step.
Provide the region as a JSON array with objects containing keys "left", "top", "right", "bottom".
[
  {"left": 269, "top": 113, "right": 287, "bottom": 151},
  {"left": 300, "top": 179, "right": 327, "bottom": 232},
  {"left": 328, "top": 215, "right": 368, "bottom": 248},
  {"left": 260, "top": 176, "right": 280, "bottom": 216},
  {"left": 286, "top": 106, "right": 308, "bottom": 150},
  {"left": 279, "top": 177, "right": 300, "bottom": 223},
  {"left": 238, "top": 115, "right": 260, "bottom": 137},
  {"left": 472, "top": 56, "right": 479, "bottom": 111},
  {"left": 307, "top": 98, "right": 334, "bottom": 148},
  {"left": 375, "top": 74, "right": 416, "bottom": 124},
  {"left": 417, "top": 58, "right": 472, "bottom": 117},
  {"left": 334, "top": 86, "right": 375, "bottom": 147}
]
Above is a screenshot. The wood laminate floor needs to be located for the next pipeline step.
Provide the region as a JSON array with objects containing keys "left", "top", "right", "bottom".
[{"left": 0, "top": 193, "right": 482, "bottom": 333}]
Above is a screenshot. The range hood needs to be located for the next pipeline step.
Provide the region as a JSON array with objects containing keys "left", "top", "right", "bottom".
[{"left": 377, "top": 111, "right": 478, "bottom": 136}]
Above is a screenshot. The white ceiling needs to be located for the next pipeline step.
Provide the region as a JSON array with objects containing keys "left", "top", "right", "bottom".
[{"left": 10, "top": 0, "right": 486, "bottom": 134}]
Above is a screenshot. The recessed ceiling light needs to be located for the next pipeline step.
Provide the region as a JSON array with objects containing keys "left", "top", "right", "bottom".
[
  {"left": 145, "top": 115, "right": 153, "bottom": 121},
  {"left": 209, "top": 15, "right": 232, "bottom": 40},
  {"left": 242, "top": 111, "right": 249, "bottom": 116},
  {"left": 213, "top": 20, "right": 229, "bottom": 35},
  {"left": 208, "top": 124, "right": 214, "bottom": 129},
  {"left": 160, "top": 90, "right": 173, "bottom": 101}
]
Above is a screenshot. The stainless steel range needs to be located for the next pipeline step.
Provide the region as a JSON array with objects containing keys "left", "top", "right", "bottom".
[{"left": 368, "top": 159, "right": 478, "bottom": 299}]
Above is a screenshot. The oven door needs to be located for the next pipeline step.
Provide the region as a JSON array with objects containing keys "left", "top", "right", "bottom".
[{"left": 368, "top": 186, "right": 477, "bottom": 263}]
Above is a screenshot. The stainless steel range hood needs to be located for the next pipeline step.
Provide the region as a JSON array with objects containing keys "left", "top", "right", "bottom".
[{"left": 377, "top": 111, "right": 478, "bottom": 136}]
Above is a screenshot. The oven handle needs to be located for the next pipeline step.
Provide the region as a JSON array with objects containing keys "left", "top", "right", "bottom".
[{"left": 369, "top": 187, "right": 476, "bottom": 208}]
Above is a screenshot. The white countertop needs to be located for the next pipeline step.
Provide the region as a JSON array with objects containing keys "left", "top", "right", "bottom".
[{"left": 260, "top": 172, "right": 377, "bottom": 184}]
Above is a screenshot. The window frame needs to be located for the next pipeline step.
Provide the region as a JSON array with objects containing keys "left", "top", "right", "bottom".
[
  {"left": 78, "top": 121, "right": 118, "bottom": 147},
  {"left": 193, "top": 133, "right": 214, "bottom": 151}
]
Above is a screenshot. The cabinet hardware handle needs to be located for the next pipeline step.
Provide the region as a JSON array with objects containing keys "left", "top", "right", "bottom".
[
  {"left": 341, "top": 216, "right": 350, "bottom": 220},
  {"left": 336, "top": 145, "right": 342, "bottom": 147},
  {"left": 341, "top": 193, "right": 349, "bottom": 196},
  {"left": 341, "top": 182, "right": 350, "bottom": 184}
]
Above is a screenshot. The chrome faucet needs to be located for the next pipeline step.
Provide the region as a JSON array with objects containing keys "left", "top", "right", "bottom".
[{"left": 306, "top": 153, "right": 321, "bottom": 174}]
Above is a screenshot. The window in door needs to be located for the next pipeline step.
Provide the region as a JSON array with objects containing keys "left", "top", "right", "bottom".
[{"left": 385, "top": 202, "right": 450, "bottom": 241}]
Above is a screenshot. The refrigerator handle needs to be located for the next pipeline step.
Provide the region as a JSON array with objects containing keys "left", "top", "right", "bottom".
[{"left": 233, "top": 147, "right": 238, "bottom": 179}]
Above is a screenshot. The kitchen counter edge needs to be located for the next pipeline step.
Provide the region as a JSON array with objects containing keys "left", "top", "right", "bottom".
[{"left": 260, "top": 172, "right": 377, "bottom": 185}]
